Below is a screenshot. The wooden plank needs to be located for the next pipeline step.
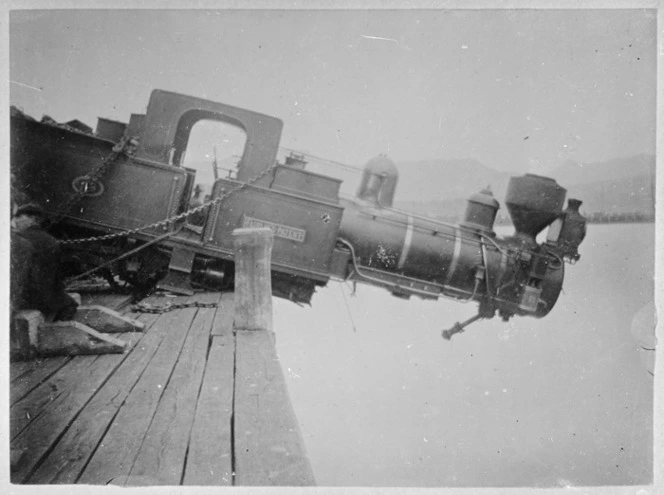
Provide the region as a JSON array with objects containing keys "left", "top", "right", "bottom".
[
  {"left": 11, "top": 356, "right": 71, "bottom": 405},
  {"left": 233, "top": 330, "right": 315, "bottom": 486},
  {"left": 126, "top": 292, "right": 222, "bottom": 486},
  {"left": 80, "top": 293, "right": 133, "bottom": 311},
  {"left": 25, "top": 312, "right": 165, "bottom": 484},
  {"left": 211, "top": 291, "right": 234, "bottom": 336},
  {"left": 182, "top": 334, "right": 235, "bottom": 486},
  {"left": 11, "top": 360, "right": 40, "bottom": 382},
  {"left": 76, "top": 297, "right": 200, "bottom": 485},
  {"left": 37, "top": 320, "right": 128, "bottom": 356},
  {"left": 11, "top": 356, "right": 102, "bottom": 441},
  {"left": 74, "top": 305, "right": 145, "bottom": 333},
  {"left": 10, "top": 307, "right": 156, "bottom": 404},
  {"left": 10, "top": 337, "right": 136, "bottom": 484},
  {"left": 11, "top": 310, "right": 44, "bottom": 360}
]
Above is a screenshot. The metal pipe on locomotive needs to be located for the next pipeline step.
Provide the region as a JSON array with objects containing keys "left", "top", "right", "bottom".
[
  {"left": 10, "top": 90, "right": 586, "bottom": 338},
  {"left": 341, "top": 157, "right": 586, "bottom": 337}
]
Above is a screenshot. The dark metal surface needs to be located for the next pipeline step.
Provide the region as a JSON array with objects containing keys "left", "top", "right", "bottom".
[
  {"left": 11, "top": 89, "right": 583, "bottom": 324},
  {"left": 12, "top": 118, "right": 188, "bottom": 235},
  {"left": 204, "top": 178, "right": 343, "bottom": 277},
  {"left": 135, "top": 89, "right": 284, "bottom": 183}
]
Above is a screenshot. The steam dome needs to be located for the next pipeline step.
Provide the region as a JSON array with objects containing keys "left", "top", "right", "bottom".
[
  {"left": 356, "top": 154, "right": 399, "bottom": 207},
  {"left": 461, "top": 187, "right": 500, "bottom": 234}
]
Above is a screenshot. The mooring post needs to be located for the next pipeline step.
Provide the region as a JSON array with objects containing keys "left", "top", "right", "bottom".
[{"left": 232, "top": 227, "right": 274, "bottom": 332}]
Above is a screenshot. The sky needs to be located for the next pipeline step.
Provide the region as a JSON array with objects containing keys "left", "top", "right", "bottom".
[
  {"left": 4, "top": 6, "right": 662, "bottom": 490},
  {"left": 9, "top": 8, "right": 657, "bottom": 185}
]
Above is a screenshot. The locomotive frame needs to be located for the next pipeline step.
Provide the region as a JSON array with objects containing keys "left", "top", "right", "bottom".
[{"left": 11, "top": 89, "right": 586, "bottom": 334}]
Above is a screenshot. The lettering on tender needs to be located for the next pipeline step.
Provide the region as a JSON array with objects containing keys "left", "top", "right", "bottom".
[{"left": 242, "top": 215, "right": 306, "bottom": 242}]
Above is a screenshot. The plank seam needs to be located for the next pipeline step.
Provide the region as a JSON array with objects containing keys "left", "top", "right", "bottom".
[
  {"left": 11, "top": 356, "right": 72, "bottom": 394},
  {"left": 76, "top": 304, "right": 200, "bottom": 485},
  {"left": 13, "top": 387, "right": 66, "bottom": 442},
  {"left": 180, "top": 299, "right": 221, "bottom": 486},
  {"left": 230, "top": 329, "right": 238, "bottom": 486},
  {"left": 17, "top": 304, "right": 160, "bottom": 483},
  {"left": 72, "top": 331, "right": 169, "bottom": 484},
  {"left": 12, "top": 356, "right": 103, "bottom": 442},
  {"left": 123, "top": 307, "right": 201, "bottom": 486},
  {"left": 64, "top": 316, "right": 168, "bottom": 484},
  {"left": 20, "top": 350, "right": 131, "bottom": 484}
]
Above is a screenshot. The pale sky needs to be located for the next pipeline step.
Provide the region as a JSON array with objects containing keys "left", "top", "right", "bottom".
[
  {"left": 4, "top": 7, "right": 662, "bottom": 489},
  {"left": 9, "top": 9, "right": 657, "bottom": 179}
]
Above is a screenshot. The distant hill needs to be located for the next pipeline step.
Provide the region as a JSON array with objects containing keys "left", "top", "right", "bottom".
[
  {"left": 547, "top": 154, "right": 655, "bottom": 186},
  {"left": 392, "top": 154, "right": 655, "bottom": 221},
  {"left": 548, "top": 154, "right": 655, "bottom": 215},
  {"left": 566, "top": 174, "right": 655, "bottom": 216}
]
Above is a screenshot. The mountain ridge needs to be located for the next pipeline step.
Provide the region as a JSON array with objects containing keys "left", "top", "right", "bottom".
[{"left": 392, "top": 154, "right": 655, "bottom": 220}]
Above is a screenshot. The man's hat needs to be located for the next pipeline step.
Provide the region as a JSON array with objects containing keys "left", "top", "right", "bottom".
[{"left": 14, "top": 203, "right": 46, "bottom": 218}]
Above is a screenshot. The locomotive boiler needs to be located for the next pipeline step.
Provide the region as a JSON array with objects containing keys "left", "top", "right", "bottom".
[{"left": 10, "top": 89, "right": 586, "bottom": 338}]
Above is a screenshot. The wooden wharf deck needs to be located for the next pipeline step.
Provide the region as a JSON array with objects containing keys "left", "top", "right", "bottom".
[{"left": 9, "top": 291, "right": 315, "bottom": 487}]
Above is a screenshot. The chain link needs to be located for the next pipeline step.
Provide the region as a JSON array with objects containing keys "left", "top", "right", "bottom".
[
  {"left": 58, "top": 160, "right": 277, "bottom": 245},
  {"left": 53, "top": 136, "right": 134, "bottom": 227},
  {"left": 131, "top": 300, "right": 219, "bottom": 314}
]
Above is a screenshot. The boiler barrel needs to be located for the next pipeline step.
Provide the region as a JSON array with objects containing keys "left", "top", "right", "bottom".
[{"left": 337, "top": 199, "right": 504, "bottom": 300}]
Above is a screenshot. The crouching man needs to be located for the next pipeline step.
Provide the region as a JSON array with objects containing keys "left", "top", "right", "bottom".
[{"left": 11, "top": 203, "right": 78, "bottom": 321}]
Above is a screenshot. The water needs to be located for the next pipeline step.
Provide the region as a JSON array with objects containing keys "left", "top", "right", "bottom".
[{"left": 273, "top": 223, "right": 655, "bottom": 487}]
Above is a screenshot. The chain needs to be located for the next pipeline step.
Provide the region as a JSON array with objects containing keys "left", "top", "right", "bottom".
[
  {"left": 65, "top": 229, "right": 180, "bottom": 283},
  {"left": 131, "top": 300, "right": 219, "bottom": 314},
  {"left": 58, "top": 161, "right": 277, "bottom": 245},
  {"left": 53, "top": 136, "right": 135, "bottom": 226}
]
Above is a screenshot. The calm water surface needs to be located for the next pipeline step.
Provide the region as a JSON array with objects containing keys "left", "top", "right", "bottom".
[{"left": 273, "top": 223, "right": 655, "bottom": 487}]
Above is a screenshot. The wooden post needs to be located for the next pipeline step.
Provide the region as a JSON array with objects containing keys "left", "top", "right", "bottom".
[
  {"left": 11, "top": 310, "right": 44, "bottom": 360},
  {"left": 232, "top": 227, "right": 274, "bottom": 332},
  {"left": 234, "top": 330, "right": 316, "bottom": 486},
  {"left": 231, "top": 227, "right": 315, "bottom": 485}
]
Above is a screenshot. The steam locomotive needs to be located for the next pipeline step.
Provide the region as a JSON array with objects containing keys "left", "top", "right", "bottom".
[{"left": 11, "top": 89, "right": 586, "bottom": 337}]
